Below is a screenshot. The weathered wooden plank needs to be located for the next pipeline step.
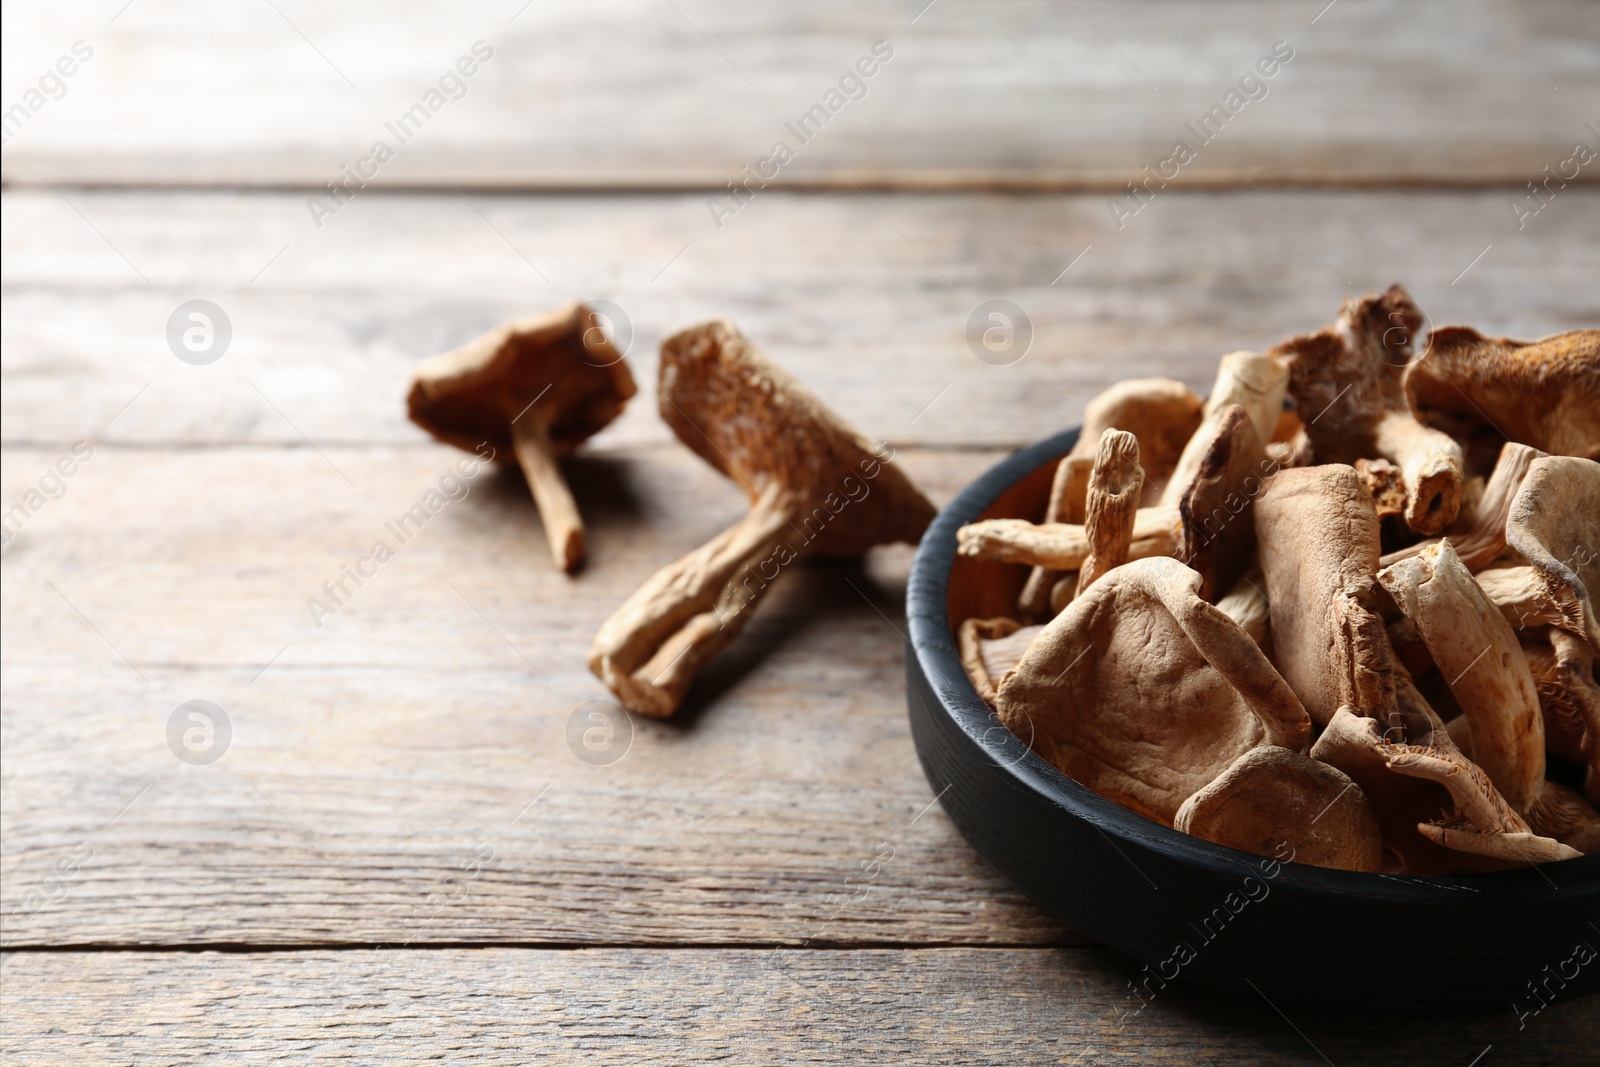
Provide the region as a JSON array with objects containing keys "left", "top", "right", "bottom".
[
  {"left": 1, "top": 442, "right": 1080, "bottom": 946},
  {"left": 3, "top": 0, "right": 1597, "bottom": 187},
  {"left": 2, "top": 947, "right": 1595, "bottom": 1064},
  {"left": 3, "top": 188, "right": 1597, "bottom": 450}
]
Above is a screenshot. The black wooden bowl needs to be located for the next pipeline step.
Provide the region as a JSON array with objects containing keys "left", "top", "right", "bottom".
[{"left": 905, "top": 427, "right": 1600, "bottom": 1010}]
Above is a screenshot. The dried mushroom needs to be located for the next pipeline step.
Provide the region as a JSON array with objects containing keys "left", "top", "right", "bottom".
[
  {"left": 1269, "top": 284, "right": 1465, "bottom": 535},
  {"left": 994, "top": 556, "right": 1310, "bottom": 825},
  {"left": 1075, "top": 430, "right": 1144, "bottom": 595},
  {"left": 1378, "top": 540, "right": 1600, "bottom": 852},
  {"left": 1174, "top": 404, "right": 1270, "bottom": 601},
  {"left": 1525, "top": 628, "right": 1600, "bottom": 806},
  {"left": 407, "top": 302, "right": 636, "bottom": 572},
  {"left": 959, "top": 616, "right": 1038, "bottom": 706},
  {"left": 590, "top": 320, "right": 935, "bottom": 717},
  {"left": 1406, "top": 327, "right": 1600, "bottom": 460},
  {"left": 1018, "top": 454, "right": 1092, "bottom": 616},
  {"left": 1068, "top": 377, "right": 1204, "bottom": 494},
  {"left": 1174, "top": 746, "right": 1384, "bottom": 872},
  {"left": 1380, "top": 442, "right": 1545, "bottom": 572},
  {"left": 1505, "top": 456, "right": 1600, "bottom": 650},
  {"left": 956, "top": 507, "right": 1181, "bottom": 571}
]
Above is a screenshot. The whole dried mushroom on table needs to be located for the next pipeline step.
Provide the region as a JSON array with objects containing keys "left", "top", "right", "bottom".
[{"left": 957, "top": 284, "right": 1600, "bottom": 874}]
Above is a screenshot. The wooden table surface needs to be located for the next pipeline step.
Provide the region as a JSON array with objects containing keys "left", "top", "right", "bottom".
[{"left": 3, "top": 2, "right": 1598, "bottom": 1062}]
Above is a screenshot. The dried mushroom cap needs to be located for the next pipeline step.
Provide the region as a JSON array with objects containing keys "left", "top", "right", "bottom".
[
  {"left": 1160, "top": 351, "right": 1286, "bottom": 506},
  {"left": 959, "top": 616, "right": 1024, "bottom": 705},
  {"left": 1069, "top": 377, "right": 1204, "bottom": 493},
  {"left": 1174, "top": 746, "right": 1384, "bottom": 872},
  {"left": 1476, "top": 565, "right": 1586, "bottom": 634},
  {"left": 1018, "top": 454, "right": 1093, "bottom": 616},
  {"left": 1269, "top": 284, "right": 1465, "bottom": 535},
  {"left": 1175, "top": 405, "right": 1270, "bottom": 601},
  {"left": 1506, "top": 455, "right": 1600, "bottom": 650},
  {"left": 957, "top": 507, "right": 1180, "bottom": 570},
  {"left": 1378, "top": 540, "right": 1545, "bottom": 814},
  {"left": 1406, "top": 327, "right": 1600, "bottom": 460},
  {"left": 590, "top": 320, "right": 936, "bottom": 717},
  {"left": 1254, "top": 465, "right": 1396, "bottom": 728},
  {"left": 407, "top": 302, "right": 637, "bottom": 572},
  {"left": 1311, "top": 708, "right": 1577, "bottom": 872},
  {"left": 1380, "top": 442, "right": 1546, "bottom": 572},
  {"left": 994, "top": 556, "right": 1310, "bottom": 825},
  {"left": 1075, "top": 430, "right": 1144, "bottom": 596}
]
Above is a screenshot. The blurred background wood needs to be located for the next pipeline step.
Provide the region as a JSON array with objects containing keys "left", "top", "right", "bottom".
[{"left": 3, "top": 0, "right": 1597, "bottom": 1061}]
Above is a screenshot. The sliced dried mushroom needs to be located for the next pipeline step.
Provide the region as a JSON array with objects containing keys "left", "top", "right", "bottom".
[
  {"left": 1174, "top": 746, "right": 1384, "bottom": 871},
  {"left": 1075, "top": 430, "right": 1144, "bottom": 596},
  {"left": 1475, "top": 565, "right": 1586, "bottom": 634},
  {"left": 1174, "top": 405, "right": 1270, "bottom": 601},
  {"left": 589, "top": 320, "right": 935, "bottom": 717},
  {"left": 1214, "top": 565, "right": 1270, "bottom": 651},
  {"left": 1380, "top": 442, "right": 1546, "bottom": 571},
  {"left": 1525, "top": 628, "right": 1600, "bottom": 805},
  {"left": 1067, "top": 377, "right": 1204, "bottom": 496},
  {"left": 959, "top": 616, "right": 1037, "bottom": 705},
  {"left": 1505, "top": 455, "right": 1600, "bottom": 650},
  {"left": 1406, "top": 327, "right": 1600, "bottom": 460},
  {"left": 956, "top": 507, "right": 1181, "bottom": 570},
  {"left": 407, "top": 302, "right": 636, "bottom": 572},
  {"left": 1254, "top": 465, "right": 1397, "bottom": 729},
  {"left": 994, "top": 556, "right": 1310, "bottom": 825},
  {"left": 1312, "top": 708, "right": 1578, "bottom": 871},
  {"left": 1160, "top": 350, "right": 1287, "bottom": 506},
  {"left": 1269, "top": 285, "right": 1465, "bottom": 535},
  {"left": 1018, "top": 454, "right": 1092, "bottom": 616}
]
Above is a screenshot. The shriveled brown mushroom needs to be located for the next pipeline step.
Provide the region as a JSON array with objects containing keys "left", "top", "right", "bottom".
[
  {"left": 1075, "top": 430, "right": 1144, "bottom": 595},
  {"left": 1174, "top": 746, "right": 1384, "bottom": 871},
  {"left": 1254, "top": 464, "right": 1397, "bottom": 729},
  {"left": 956, "top": 508, "right": 1180, "bottom": 571},
  {"left": 407, "top": 302, "right": 636, "bottom": 572},
  {"left": 589, "top": 319, "right": 936, "bottom": 717},
  {"left": 1406, "top": 327, "right": 1600, "bottom": 460},
  {"left": 1380, "top": 441, "right": 1546, "bottom": 571},
  {"left": 1174, "top": 405, "right": 1270, "bottom": 601},
  {"left": 994, "top": 556, "right": 1310, "bottom": 825},
  {"left": 1377, "top": 539, "right": 1600, "bottom": 852},
  {"left": 1476, "top": 565, "right": 1586, "bottom": 634},
  {"left": 1354, "top": 457, "right": 1407, "bottom": 520},
  {"left": 1311, "top": 708, "right": 1578, "bottom": 871},
  {"left": 1017, "top": 454, "right": 1091, "bottom": 616},
  {"left": 1506, "top": 455, "right": 1600, "bottom": 650},
  {"left": 1524, "top": 628, "right": 1600, "bottom": 805},
  {"left": 1160, "top": 351, "right": 1287, "bottom": 506},
  {"left": 1067, "top": 377, "right": 1204, "bottom": 496},
  {"left": 959, "top": 616, "right": 1036, "bottom": 705},
  {"left": 1215, "top": 565, "right": 1270, "bottom": 651},
  {"left": 1269, "top": 284, "right": 1465, "bottom": 535}
]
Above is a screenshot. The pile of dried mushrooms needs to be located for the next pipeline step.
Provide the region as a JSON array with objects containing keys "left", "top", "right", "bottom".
[{"left": 957, "top": 285, "right": 1600, "bottom": 874}]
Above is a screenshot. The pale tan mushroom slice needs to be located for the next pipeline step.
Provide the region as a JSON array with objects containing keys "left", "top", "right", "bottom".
[
  {"left": 1174, "top": 746, "right": 1384, "bottom": 872},
  {"left": 1406, "top": 326, "right": 1600, "bottom": 460},
  {"left": 1254, "top": 464, "right": 1398, "bottom": 729},
  {"left": 407, "top": 302, "right": 637, "bottom": 573},
  {"left": 1174, "top": 405, "right": 1271, "bottom": 601},
  {"left": 1312, "top": 708, "right": 1578, "bottom": 872},
  {"left": 589, "top": 320, "right": 936, "bottom": 717},
  {"left": 956, "top": 508, "right": 1181, "bottom": 570},
  {"left": 1268, "top": 284, "right": 1465, "bottom": 535},
  {"left": 1066, "top": 377, "right": 1204, "bottom": 499},
  {"left": 958, "top": 616, "right": 1041, "bottom": 706},
  {"left": 1506, "top": 455, "right": 1600, "bottom": 651},
  {"left": 1017, "top": 454, "right": 1092, "bottom": 616},
  {"left": 1160, "top": 351, "right": 1287, "bottom": 507},
  {"left": 1215, "top": 565, "right": 1270, "bottom": 651},
  {"left": 1524, "top": 628, "right": 1600, "bottom": 806},
  {"left": 1476, "top": 565, "right": 1586, "bottom": 634},
  {"left": 994, "top": 556, "right": 1310, "bottom": 826},
  {"left": 1075, "top": 430, "right": 1144, "bottom": 595},
  {"left": 1380, "top": 442, "right": 1547, "bottom": 571}
]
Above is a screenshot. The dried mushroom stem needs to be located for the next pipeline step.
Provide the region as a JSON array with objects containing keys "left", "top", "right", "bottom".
[
  {"left": 511, "top": 415, "right": 585, "bottom": 572},
  {"left": 956, "top": 507, "right": 1180, "bottom": 570},
  {"left": 1018, "top": 455, "right": 1091, "bottom": 616},
  {"left": 1372, "top": 410, "right": 1463, "bottom": 535},
  {"left": 590, "top": 485, "right": 794, "bottom": 717},
  {"left": 1380, "top": 442, "right": 1546, "bottom": 571},
  {"left": 1076, "top": 430, "right": 1143, "bottom": 596}
]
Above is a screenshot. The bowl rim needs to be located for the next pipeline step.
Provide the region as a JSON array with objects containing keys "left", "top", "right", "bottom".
[{"left": 906, "top": 425, "right": 1600, "bottom": 895}]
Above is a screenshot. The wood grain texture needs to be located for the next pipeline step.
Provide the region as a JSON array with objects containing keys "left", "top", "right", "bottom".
[
  {"left": 3, "top": 188, "right": 1597, "bottom": 451},
  {"left": 1, "top": 441, "right": 1074, "bottom": 946},
  {"left": 2, "top": 947, "right": 1596, "bottom": 1065},
  {"left": 3, "top": 0, "right": 1597, "bottom": 187}
]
